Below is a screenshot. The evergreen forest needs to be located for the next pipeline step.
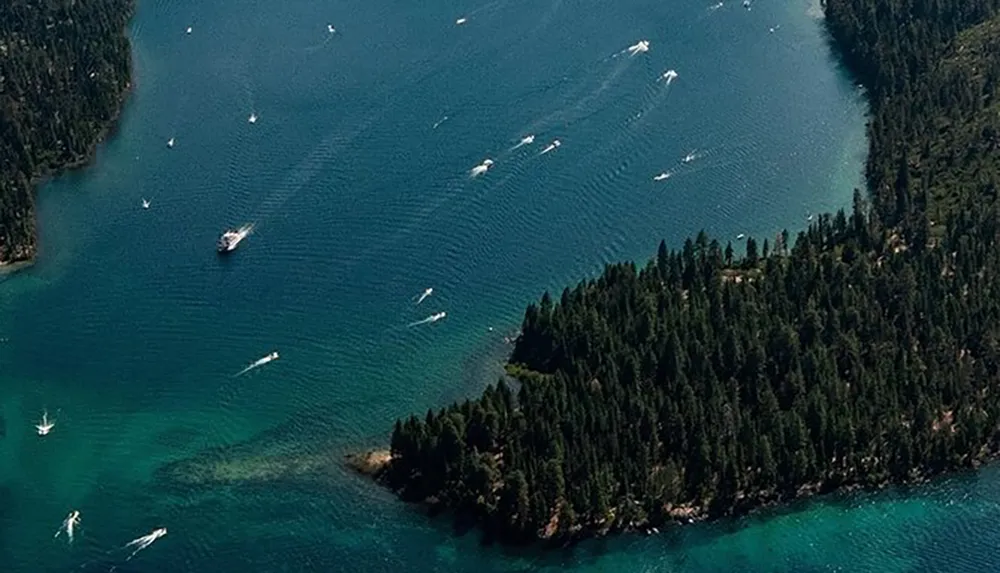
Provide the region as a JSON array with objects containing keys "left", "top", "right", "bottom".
[
  {"left": 381, "top": 0, "right": 1000, "bottom": 544},
  {"left": 0, "top": 0, "right": 133, "bottom": 263}
]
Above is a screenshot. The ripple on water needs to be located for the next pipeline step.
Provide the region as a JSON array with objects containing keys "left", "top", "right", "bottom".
[{"left": 0, "top": 0, "right": 877, "bottom": 569}]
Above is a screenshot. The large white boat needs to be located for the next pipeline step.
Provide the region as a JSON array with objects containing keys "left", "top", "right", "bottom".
[{"left": 217, "top": 224, "right": 253, "bottom": 253}]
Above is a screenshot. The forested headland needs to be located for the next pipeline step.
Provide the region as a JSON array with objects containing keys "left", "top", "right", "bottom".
[
  {"left": 0, "top": 0, "right": 134, "bottom": 265},
  {"left": 373, "top": 0, "right": 1000, "bottom": 544}
]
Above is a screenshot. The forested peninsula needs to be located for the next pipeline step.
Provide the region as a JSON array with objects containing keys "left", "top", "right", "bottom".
[
  {"left": 371, "top": 0, "right": 1000, "bottom": 544},
  {"left": 0, "top": 0, "right": 134, "bottom": 265}
]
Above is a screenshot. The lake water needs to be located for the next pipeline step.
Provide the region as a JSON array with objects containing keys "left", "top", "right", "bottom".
[{"left": 4, "top": 0, "right": 968, "bottom": 570}]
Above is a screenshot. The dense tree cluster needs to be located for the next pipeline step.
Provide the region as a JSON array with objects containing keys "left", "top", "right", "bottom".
[
  {"left": 380, "top": 3, "right": 1000, "bottom": 544},
  {"left": 0, "top": 0, "right": 133, "bottom": 263},
  {"left": 825, "top": 0, "right": 1000, "bottom": 233}
]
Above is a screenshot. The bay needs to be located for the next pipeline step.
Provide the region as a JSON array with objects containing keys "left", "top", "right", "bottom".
[{"left": 0, "top": 0, "right": 930, "bottom": 570}]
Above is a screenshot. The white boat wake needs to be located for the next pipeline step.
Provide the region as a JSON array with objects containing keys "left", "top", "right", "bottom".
[
  {"left": 218, "top": 223, "right": 254, "bottom": 252},
  {"left": 470, "top": 158, "right": 494, "bottom": 177},
  {"left": 511, "top": 134, "right": 535, "bottom": 150},
  {"left": 235, "top": 351, "right": 280, "bottom": 377},
  {"left": 451, "top": 0, "right": 510, "bottom": 27},
  {"left": 54, "top": 510, "right": 80, "bottom": 544},
  {"left": 626, "top": 40, "right": 650, "bottom": 57},
  {"left": 35, "top": 410, "right": 55, "bottom": 436},
  {"left": 248, "top": 116, "right": 378, "bottom": 223},
  {"left": 304, "top": 25, "right": 337, "bottom": 52},
  {"left": 408, "top": 312, "right": 447, "bottom": 327},
  {"left": 123, "top": 527, "right": 167, "bottom": 561},
  {"left": 415, "top": 288, "right": 434, "bottom": 305},
  {"left": 540, "top": 139, "right": 561, "bottom": 155},
  {"left": 433, "top": 115, "right": 449, "bottom": 129},
  {"left": 519, "top": 40, "right": 645, "bottom": 136}
]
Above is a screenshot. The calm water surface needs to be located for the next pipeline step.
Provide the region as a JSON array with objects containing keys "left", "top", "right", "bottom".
[{"left": 6, "top": 0, "right": 977, "bottom": 571}]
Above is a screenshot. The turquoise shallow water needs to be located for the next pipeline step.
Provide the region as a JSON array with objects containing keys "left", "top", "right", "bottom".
[{"left": 3, "top": 0, "right": 970, "bottom": 570}]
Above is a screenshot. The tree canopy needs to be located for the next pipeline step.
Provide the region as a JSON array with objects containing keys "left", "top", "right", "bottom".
[{"left": 0, "top": 0, "right": 134, "bottom": 263}]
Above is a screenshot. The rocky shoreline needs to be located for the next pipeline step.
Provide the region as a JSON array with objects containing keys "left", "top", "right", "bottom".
[
  {"left": 344, "top": 449, "right": 392, "bottom": 477},
  {"left": 347, "top": 447, "right": 991, "bottom": 545}
]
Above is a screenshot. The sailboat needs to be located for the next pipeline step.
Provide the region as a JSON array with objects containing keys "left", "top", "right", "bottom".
[
  {"left": 142, "top": 198, "right": 150, "bottom": 210},
  {"left": 167, "top": 137, "right": 175, "bottom": 148},
  {"left": 248, "top": 113, "right": 258, "bottom": 124}
]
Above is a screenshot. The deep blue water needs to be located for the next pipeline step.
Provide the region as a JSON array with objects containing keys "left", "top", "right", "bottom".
[{"left": 15, "top": 0, "right": 992, "bottom": 571}]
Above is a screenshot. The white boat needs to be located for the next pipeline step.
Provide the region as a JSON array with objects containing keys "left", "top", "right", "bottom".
[
  {"left": 217, "top": 223, "right": 254, "bottom": 253},
  {"left": 653, "top": 172, "right": 672, "bottom": 181},
  {"left": 167, "top": 137, "right": 175, "bottom": 148},
  {"left": 682, "top": 151, "right": 696, "bottom": 163},
  {"left": 627, "top": 40, "right": 650, "bottom": 56},
  {"left": 327, "top": 24, "right": 336, "bottom": 33},
  {"left": 456, "top": 17, "right": 467, "bottom": 25},
  {"left": 234, "top": 351, "right": 280, "bottom": 376},
  {"left": 248, "top": 113, "right": 258, "bottom": 124},
  {"left": 142, "top": 198, "right": 150, "bottom": 209},
  {"left": 55, "top": 510, "right": 81, "bottom": 544},
  {"left": 416, "top": 287, "right": 434, "bottom": 305},
  {"left": 470, "top": 158, "right": 494, "bottom": 177},
  {"left": 186, "top": 26, "right": 192, "bottom": 34},
  {"left": 540, "top": 140, "right": 561, "bottom": 155},
  {"left": 35, "top": 410, "right": 55, "bottom": 436},
  {"left": 736, "top": 233, "right": 746, "bottom": 240}
]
